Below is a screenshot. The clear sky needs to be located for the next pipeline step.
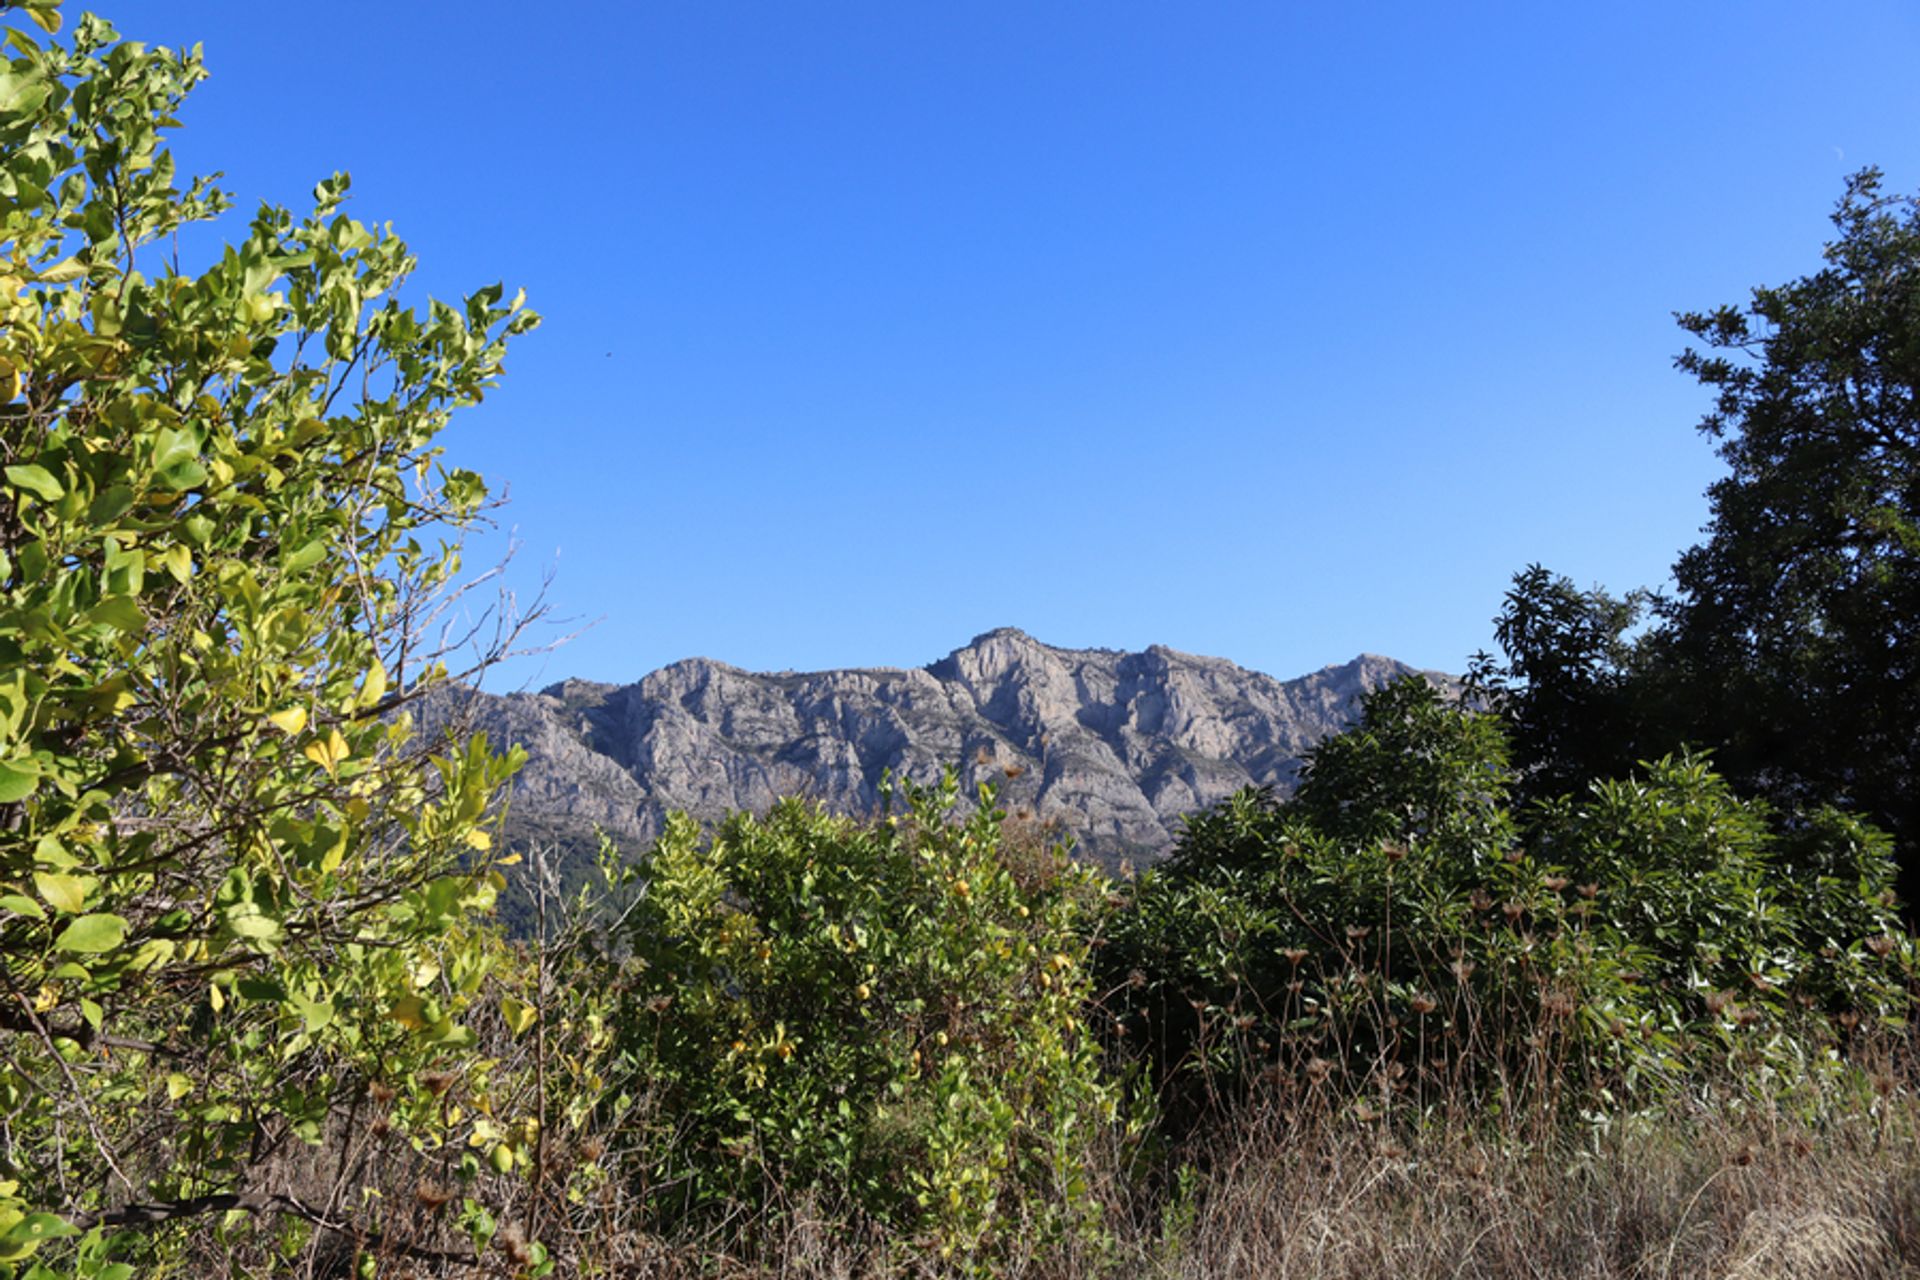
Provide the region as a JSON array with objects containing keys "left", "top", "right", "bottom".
[{"left": 140, "top": 1, "right": 1920, "bottom": 689}]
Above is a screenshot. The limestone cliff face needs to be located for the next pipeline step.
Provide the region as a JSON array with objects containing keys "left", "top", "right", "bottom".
[{"left": 454, "top": 629, "right": 1446, "bottom": 869}]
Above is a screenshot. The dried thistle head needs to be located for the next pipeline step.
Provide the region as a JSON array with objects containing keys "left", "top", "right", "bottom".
[
  {"left": 498, "top": 1222, "right": 533, "bottom": 1266},
  {"left": 419, "top": 1070, "right": 458, "bottom": 1098},
  {"left": 1282, "top": 947, "right": 1309, "bottom": 966},
  {"left": 414, "top": 1182, "right": 453, "bottom": 1211},
  {"left": 1409, "top": 992, "right": 1437, "bottom": 1016},
  {"left": 1542, "top": 875, "right": 1569, "bottom": 892},
  {"left": 368, "top": 1081, "right": 396, "bottom": 1105},
  {"left": 1866, "top": 934, "right": 1898, "bottom": 958}
]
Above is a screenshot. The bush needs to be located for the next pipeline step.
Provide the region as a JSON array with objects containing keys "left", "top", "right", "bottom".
[
  {"left": 1100, "top": 679, "right": 1915, "bottom": 1129},
  {"left": 607, "top": 772, "right": 1128, "bottom": 1265},
  {"left": 0, "top": 5, "right": 537, "bottom": 1271}
]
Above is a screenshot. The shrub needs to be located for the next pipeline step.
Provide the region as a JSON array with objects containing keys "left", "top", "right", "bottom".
[
  {"left": 608, "top": 772, "right": 1127, "bottom": 1265},
  {"left": 1100, "top": 679, "right": 1914, "bottom": 1129}
]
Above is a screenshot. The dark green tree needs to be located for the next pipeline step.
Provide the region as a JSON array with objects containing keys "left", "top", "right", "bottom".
[
  {"left": 1466, "top": 565, "right": 1654, "bottom": 803},
  {"left": 1658, "top": 168, "right": 1920, "bottom": 904}
]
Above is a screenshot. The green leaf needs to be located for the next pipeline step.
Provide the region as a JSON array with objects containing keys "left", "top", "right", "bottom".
[
  {"left": 87, "top": 484, "right": 134, "bottom": 526},
  {"left": 0, "top": 894, "right": 45, "bottom": 920},
  {"left": 225, "top": 907, "right": 284, "bottom": 943},
  {"left": 84, "top": 595, "right": 144, "bottom": 633},
  {"left": 157, "top": 456, "right": 208, "bottom": 490},
  {"left": 54, "top": 913, "right": 127, "bottom": 954},
  {"left": 3, "top": 465, "right": 63, "bottom": 502},
  {"left": 0, "top": 760, "right": 40, "bottom": 803},
  {"left": 0, "top": 67, "right": 49, "bottom": 116},
  {"left": 283, "top": 540, "right": 326, "bottom": 573},
  {"left": 0, "top": 1211, "right": 78, "bottom": 1263}
]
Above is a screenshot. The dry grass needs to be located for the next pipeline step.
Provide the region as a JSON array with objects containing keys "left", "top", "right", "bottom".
[
  {"left": 1144, "top": 1088, "right": 1920, "bottom": 1280},
  {"left": 449, "top": 1065, "right": 1920, "bottom": 1280}
]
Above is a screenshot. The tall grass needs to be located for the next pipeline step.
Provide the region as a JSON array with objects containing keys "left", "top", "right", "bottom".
[{"left": 289, "top": 1020, "right": 1920, "bottom": 1278}]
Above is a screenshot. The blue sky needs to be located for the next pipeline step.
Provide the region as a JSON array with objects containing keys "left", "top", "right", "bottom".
[{"left": 142, "top": 2, "right": 1920, "bottom": 688}]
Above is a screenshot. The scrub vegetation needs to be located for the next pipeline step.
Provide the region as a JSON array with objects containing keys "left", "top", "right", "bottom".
[{"left": 1, "top": 4, "right": 1916, "bottom": 1276}]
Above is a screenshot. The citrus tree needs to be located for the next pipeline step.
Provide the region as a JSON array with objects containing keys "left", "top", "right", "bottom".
[{"left": 0, "top": 2, "right": 538, "bottom": 1269}]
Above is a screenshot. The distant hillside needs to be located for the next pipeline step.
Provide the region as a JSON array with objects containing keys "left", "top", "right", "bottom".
[{"left": 441, "top": 628, "right": 1450, "bottom": 872}]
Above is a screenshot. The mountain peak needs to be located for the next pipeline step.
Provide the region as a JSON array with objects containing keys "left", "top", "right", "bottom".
[{"left": 464, "top": 633, "right": 1449, "bottom": 873}]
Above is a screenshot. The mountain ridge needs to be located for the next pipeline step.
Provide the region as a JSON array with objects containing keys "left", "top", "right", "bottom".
[{"left": 451, "top": 629, "right": 1449, "bottom": 870}]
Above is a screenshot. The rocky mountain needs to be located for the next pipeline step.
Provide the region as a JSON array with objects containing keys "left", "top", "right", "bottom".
[{"left": 442, "top": 628, "right": 1446, "bottom": 871}]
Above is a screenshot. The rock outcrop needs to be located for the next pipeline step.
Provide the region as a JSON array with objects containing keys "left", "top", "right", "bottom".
[{"left": 446, "top": 629, "right": 1446, "bottom": 870}]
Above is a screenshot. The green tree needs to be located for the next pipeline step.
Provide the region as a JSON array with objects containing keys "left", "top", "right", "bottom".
[
  {"left": 1466, "top": 564, "right": 1656, "bottom": 803},
  {"left": 0, "top": 3, "right": 537, "bottom": 1267},
  {"left": 1659, "top": 168, "right": 1920, "bottom": 905}
]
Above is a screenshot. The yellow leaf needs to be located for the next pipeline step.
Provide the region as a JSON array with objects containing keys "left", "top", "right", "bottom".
[
  {"left": 463, "top": 829, "right": 491, "bottom": 851},
  {"left": 32, "top": 257, "right": 86, "bottom": 284},
  {"left": 208, "top": 982, "right": 224, "bottom": 1013},
  {"left": 302, "top": 728, "right": 349, "bottom": 776},
  {"left": 493, "top": 851, "right": 522, "bottom": 866},
  {"left": 159, "top": 544, "right": 193, "bottom": 584},
  {"left": 32, "top": 872, "right": 90, "bottom": 915},
  {"left": 268, "top": 706, "right": 307, "bottom": 736},
  {"left": 499, "top": 996, "right": 537, "bottom": 1037},
  {"left": 389, "top": 995, "right": 428, "bottom": 1030}
]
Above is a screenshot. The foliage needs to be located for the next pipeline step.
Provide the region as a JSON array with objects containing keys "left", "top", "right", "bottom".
[
  {"left": 1476, "top": 173, "right": 1920, "bottom": 909},
  {"left": 1100, "top": 679, "right": 1914, "bottom": 1129},
  {"left": 1466, "top": 564, "right": 1657, "bottom": 803},
  {"left": 1658, "top": 168, "right": 1920, "bottom": 902},
  {"left": 0, "top": 1, "right": 538, "bottom": 1270},
  {"left": 609, "top": 772, "right": 1127, "bottom": 1266}
]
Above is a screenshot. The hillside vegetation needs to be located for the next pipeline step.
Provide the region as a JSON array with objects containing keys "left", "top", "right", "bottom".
[{"left": 0, "top": 4, "right": 1916, "bottom": 1277}]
